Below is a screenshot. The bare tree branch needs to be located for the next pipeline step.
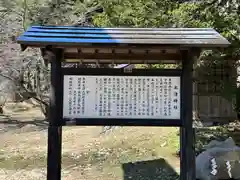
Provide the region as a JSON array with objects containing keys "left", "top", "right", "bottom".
[
  {"left": 0, "top": 73, "right": 16, "bottom": 82},
  {"left": 23, "top": 0, "right": 28, "bottom": 31}
]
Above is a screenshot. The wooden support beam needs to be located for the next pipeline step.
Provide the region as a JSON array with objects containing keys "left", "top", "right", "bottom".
[
  {"left": 63, "top": 52, "right": 181, "bottom": 61},
  {"left": 47, "top": 48, "right": 64, "bottom": 180},
  {"left": 47, "top": 126, "right": 62, "bottom": 180},
  {"left": 64, "top": 59, "right": 179, "bottom": 64},
  {"left": 180, "top": 49, "right": 196, "bottom": 180}
]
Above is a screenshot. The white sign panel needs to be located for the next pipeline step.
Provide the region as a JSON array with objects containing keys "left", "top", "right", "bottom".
[{"left": 63, "top": 76, "right": 181, "bottom": 119}]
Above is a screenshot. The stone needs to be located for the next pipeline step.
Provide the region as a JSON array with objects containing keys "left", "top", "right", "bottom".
[
  {"left": 196, "top": 137, "right": 240, "bottom": 180},
  {"left": 204, "top": 137, "right": 236, "bottom": 150},
  {"left": 210, "top": 158, "right": 240, "bottom": 179}
]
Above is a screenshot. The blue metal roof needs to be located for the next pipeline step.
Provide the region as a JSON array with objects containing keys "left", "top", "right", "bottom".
[{"left": 17, "top": 26, "right": 230, "bottom": 48}]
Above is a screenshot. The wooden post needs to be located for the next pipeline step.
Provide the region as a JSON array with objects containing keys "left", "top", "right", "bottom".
[
  {"left": 47, "top": 48, "right": 64, "bottom": 180},
  {"left": 180, "top": 49, "right": 196, "bottom": 180}
]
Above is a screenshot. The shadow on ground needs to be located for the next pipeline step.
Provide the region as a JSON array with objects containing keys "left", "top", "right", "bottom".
[{"left": 122, "top": 159, "right": 179, "bottom": 180}]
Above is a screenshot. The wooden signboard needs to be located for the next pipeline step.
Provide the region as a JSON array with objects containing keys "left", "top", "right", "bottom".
[
  {"left": 63, "top": 75, "right": 181, "bottom": 119},
  {"left": 61, "top": 68, "right": 182, "bottom": 126},
  {"left": 17, "top": 26, "right": 230, "bottom": 180}
]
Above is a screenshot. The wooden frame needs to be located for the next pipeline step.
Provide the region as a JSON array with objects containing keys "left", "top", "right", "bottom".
[
  {"left": 47, "top": 49, "right": 63, "bottom": 180},
  {"left": 180, "top": 50, "right": 195, "bottom": 179},
  {"left": 45, "top": 48, "right": 196, "bottom": 180},
  {"left": 61, "top": 68, "right": 182, "bottom": 126},
  {"left": 16, "top": 26, "right": 230, "bottom": 180}
]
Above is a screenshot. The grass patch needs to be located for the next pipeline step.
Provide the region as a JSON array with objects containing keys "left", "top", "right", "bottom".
[
  {"left": 0, "top": 154, "right": 46, "bottom": 170},
  {"left": 94, "top": 127, "right": 180, "bottom": 178},
  {"left": 0, "top": 127, "right": 182, "bottom": 179},
  {"left": 1, "top": 122, "right": 237, "bottom": 180},
  {"left": 0, "top": 152, "right": 107, "bottom": 170}
]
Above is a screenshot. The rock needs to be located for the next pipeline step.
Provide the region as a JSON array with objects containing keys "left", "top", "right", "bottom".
[
  {"left": 210, "top": 158, "right": 240, "bottom": 179},
  {"left": 23, "top": 98, "right": 40, "bottom": 106},
  {"left": 101, "top": 126, "right": 121, "bottom": 134},
  {"left": 196, "top": 137, "right": 240, "bottom": 180},
  {"left": 204, "top": 137, "right": 236, "bottom": 150}
]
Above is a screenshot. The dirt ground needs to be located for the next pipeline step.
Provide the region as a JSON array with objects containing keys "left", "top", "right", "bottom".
[{"left": 0, "top": 102, "right": 181, "bottom": 180}]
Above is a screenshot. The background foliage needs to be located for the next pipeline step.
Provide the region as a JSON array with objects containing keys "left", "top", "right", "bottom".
[{"left": 1, "top": 0, "right": 240, "bottom": 117}]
